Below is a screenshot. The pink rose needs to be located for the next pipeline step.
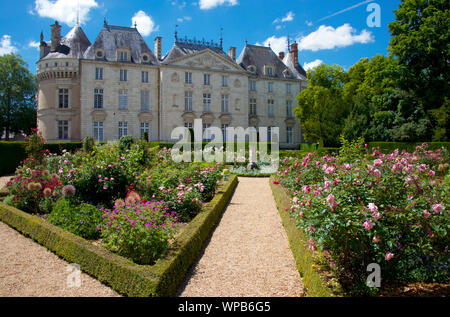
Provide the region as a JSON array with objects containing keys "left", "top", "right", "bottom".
[
  {"left": 423, "top": 210, "right": 430, "bottom": 218},
  {"left": 373, "top": 169, "right": 381, "bottom": 177},
  {"left": 385, "top": 252, "right": 394, "bottom": 261},
  {"left": 373, "top": 159, "right": 383, "bottom": 167},
  {"left": 432, "top": 204, "right": 444, "bottom": 213},
  {"left": 373, "top": 212, "right": 381, "bottom": 220},
  {"left": 326, "top": 194, "right": 335, "bottom": 205},
  {"left": 363, "top": 220, "right": 373, "bottom": 230},
  {"left": 368, "top": 203, "right": 378, "bottom": 213}
]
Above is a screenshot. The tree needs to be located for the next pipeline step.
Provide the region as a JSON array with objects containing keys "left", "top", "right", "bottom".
[
  {"left": 388, "top": 0, "right": 449, "bottom": 139},
  {"left": 0, "top": 53, "right": 37, "bottom": 140},
  {"left": 295, "top": 64, "right": 349, "bottom": 147}
]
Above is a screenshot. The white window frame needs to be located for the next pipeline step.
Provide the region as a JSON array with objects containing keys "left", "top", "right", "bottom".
[
  {"left": 249, "top": 98, "right": 257, "bottom": 115},
  {"left": 221, "top": 95, "right": 229, "bottom": 113},
  {"left": 222, "top": 75, "right": 228, "bottom": 87},
  {"left": 120, "top": 69, "right": 127, "bottom": 82},
  {"left": 118, "top": 121, "right": 128, "bottom": 138},
  {"left": 286, "top": 100, "right": 293, "bottom": 117},
  {"left": 58, "top": 120, "right": 69, "bottom": 139},
  {"left": 204, "top": 74, "right": 211, "bottom": 86},
  {"left": 95, "top": 67, "right": 103, "bottom": 80},
  {"left": 141, "top": 71, "right": 149, "bottom": 83},
  {"left": 93, "top": 121, "right": 104, "bottom": 142},
  {"left": 185, "top": 72, "right": 192, "bottom": 84},
  {"left": 140, "top": 122, "right": 150, "bottom": 138},
  {"left": 250, "top": 80, "right": 256, "bottom": 91},
  {"left": 119, "top": 89, "right": 128, "bottom": 110},
  {"left": 141, "top": 90, "right": 150, "bottom": 111},
  {"left": 268, "top": 99, "right": 274, "bottom": 117},
  {"left": 94, "top": 88, "right": 103, "bottom": 109},
  {"left": 287, "top": 126, "right": 293, "bottom": 144},
  {"left": 203, "top": 93, "right": 211, "bottom": 112},
  {"left": 58, "top": 88, "right": 69, "bottom": 108},
  {"left": 268, "top": 82, "right": 273, "bottom": 93},
  {"left": 184, "top": 91, "right": 193, "bottom": 111}
]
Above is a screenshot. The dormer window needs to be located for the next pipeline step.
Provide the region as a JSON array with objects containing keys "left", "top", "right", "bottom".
[
  {"left": 118, "top": 50, "right": 129, "bottom": 62},
  {"left": 141, "top": 54, "right": 149, "bottom": 63},
  {"left": 265, "top": 65, "right": 274, "bottom": 76},
  {"left": 248, "top": 65, "right": 256, "bottom": 73},
  {"left": 283, "top": 69, "right": 291, "bottom": 78}
]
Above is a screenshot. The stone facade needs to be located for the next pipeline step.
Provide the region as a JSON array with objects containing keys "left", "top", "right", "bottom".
[{"left": 36, "top": 22, "right": 307, "bottom": 149}]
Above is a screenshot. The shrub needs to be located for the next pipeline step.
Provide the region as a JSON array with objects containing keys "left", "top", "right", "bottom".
[
  {"left": 49, "top": 198, "right": 102, "bottom": 239},
  {"left": 82, "top": 136, "right": 95, "bottom": 153},
  {"left": 119, "top": 136, "right": 135, "bottom": 152},
  {"left": 101, "top": 200, "right": 178, "bottom": 265},
  {"left": 280, "top": 141, "right": 449, "bottom": 294}
]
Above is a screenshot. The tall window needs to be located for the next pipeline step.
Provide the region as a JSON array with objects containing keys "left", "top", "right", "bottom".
[
  {"left": 250, "top": 80, "right": 256, "bottom": 91},
  {"left": 249, "top": 98, "right": 257, "bottom": 115},
  {"left": 140, "top": 122, "right": 150, "bottom": 138},
  {"left": 95, "top": 68, "right": 103, "bottom": 80},
  {"left": 93, "top": 122, "right": 104, "bottom": 142},
  {"left": 268, "top": 82, "right": 273, "bottom": 93},
  {"left": 221, "top": 95, "right": 229, "bottom": 113},
  {"left": 203, "top": 93, "right": 211, "bottom": 112},
  {"left": 204, "top": 74, "right": 210, "bottom": 85},
  {"left": 221, "top": 124, "right": 229, "bottom": 142},
  {"left": 120, "top": 69, "right": 127, "bottom": 81},
  {"left": 287, "top": 127, "right": 293, "bottom": 144},
  {"left": 268, "top": 99, "right": 274, "bottom": 117},
  {"left": 58, "top": 120, "right": 69, "bottom": 139},
  {"left": 267, "top": 67, "right": 273, "bottom": 76},
  {"left": 184, "top": 122, "right": 193, "bottom": 129},
  {"left": 141, "top": 90, "right": 150, "bottom": 111},
  {"left": 203, "top": 123, "right": 212, "bottom": 142},
  {"left": 222, "top": 76, "right": 228, "bottom": 87},
  {"left": 185, "top": 72, "right": 192, "bottom": 84},
  {"left": 286, "top": 100, "right": 293, "bottom": 117},
  {"left": 286, "top": 83, "right": 292, "bottom": 94},
  {"left": 184, "top": 91, "right": 193, "bottom": 111},
  {"left": 118, "top": 121, "right": 128, "bottom": 138},
  {"left": 119, "top": 89, "right": 128, "bottom": 110},
  {"left": 94, "top": 88, "right": 103, "bottom": 109},
  {"left": 141, "top": 71, "right": 149, "bottom": 83},
  {"left": 58, "top": 89, "right": 69, "bottom": 108}
]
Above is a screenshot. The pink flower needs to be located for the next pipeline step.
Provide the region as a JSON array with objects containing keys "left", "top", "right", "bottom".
[
  {"left": 272, "top": 181, "right": 279, "bottom": 185},
  {"left": 368, "top": 203, "right": 378, "bottom": 213},
  {"left": 373, "top": 212, "right": 381, "bottom": 220},
  {"left": 103, "top": 185, "right": 108, "bottom": 190},
  {"left": 98, "top": 179, "right": 102, "bottom": 182},
  {"left": 110, "top": 177, "right": 115, "bottom": 181},
  {"left": 373, "top": 159, "right": 383, "bottom": 167},
  {"left": 363, "top": 220, "right": 373, "bottom": 230},
  {"left": 373, "top": 169, "right": 381, "bottom": 177},
  {"left": 302, "top": 185, "right": 310, "bottom": 193},
  {"left": 373, "top": 236, "right": 380, "bottom": 243},
  {"left": 423, "top": 210, "right": 430, "bottom": 218},
  {"left": 432, "top": 204, "right": 444, "bottom": 213},
  {"left": 385, "top": 252, "right": 394, "bottom": 261},
  {"left": 326, "top": 194, "right": 335, "bottom": 205},
  {"left": 324, "top": 181, "right": 331, "bottom": 190},
  {"left": 428, "top": 170, "right": 435, "bottom": 177},
  {"left": 120, "top": 156, "right": 125, "bottom": 160}
]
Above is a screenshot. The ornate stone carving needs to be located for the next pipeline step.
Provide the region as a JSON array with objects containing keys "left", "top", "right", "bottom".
[{"left": 171, "top": 72, "right": 179, "bottom": 82}]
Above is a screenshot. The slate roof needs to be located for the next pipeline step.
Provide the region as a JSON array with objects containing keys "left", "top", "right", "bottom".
[
  {"left": 41, "top": 25, "right": 91, "bottom": 60},
  {"left": 162, "top": 36, "right": 232, "bottom": 64},
  {"left": 236, "top": 44, "right": 305, "bottom": 80},
  {"left": 83, "top": 24, "right": 159, "bottom": 65}
]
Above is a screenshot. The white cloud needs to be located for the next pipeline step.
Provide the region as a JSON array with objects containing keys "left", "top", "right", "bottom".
[
  {"left": 177, "top": 16, "right": 192, "bottom": 23},
  {"left": 298, "top": 24, "right": 374, "bottom": 51},
  {"left": 0, "top": 35, "right": 17, "bottom": 55},
  {"left": 32, "top": 0, "right": 99, "bottom": 26},
  {"left": 131, "top": 11, "right": 158, "bottom": 37},
  {"left": 305, "top": 20, "right": 313, "bottom": 26},
  {"left": 199, "top": 0, "right": 238, "bottom": 10},
  {"left": 275, "top": 25, "right": 284, "bottom": 30},
  {"left": 28, "top": 40, "right": 41, "bottom": 51},
  {"left": 257, "top": 36, "right": 288, "bottom": 54},
  {"left": 303, "top": 59, "right": 323, "bottom": 71},
  {"left": 273, "top": 11, "right": 295, "bottom": 24}
]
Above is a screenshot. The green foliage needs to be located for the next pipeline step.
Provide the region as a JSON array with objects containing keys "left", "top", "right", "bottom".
[
  {"left": 82, "top": 136, "right": 95, "bottom": 153},
  {"left": 295, "top": 64, "right": 350, "bottom": 147},
  {"left": 101, "top": 201, "right": 177, "bottom": 265},
  {"left": 0, "top": 54, "right": 37, "bottom": 139},
  {"left": 24, "top": 129, "right": 46, "bottom": 166},
  {"left": 49, "top": 198, "right": 102, "bottom": 239},
  {"left": 388, "top": 0, "right": 449, "bottom": 119},
  {"left": 119, "top": 135, "right": 135, "bottom": 152}
]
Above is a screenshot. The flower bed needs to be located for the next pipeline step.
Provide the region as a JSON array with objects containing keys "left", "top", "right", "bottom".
[
  {"left": 4, "top": 131, "right": 225, "bottom": 266},
  {"left": 278, "top": 138, "right": 449, "bottom": 295}
]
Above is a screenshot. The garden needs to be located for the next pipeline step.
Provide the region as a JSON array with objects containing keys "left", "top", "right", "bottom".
[
  {"left": 3, "top": 130, "right": 226, "bottom": 266},
  {"left": 275, "top": 137, "right": 449, "bottom": 295}
]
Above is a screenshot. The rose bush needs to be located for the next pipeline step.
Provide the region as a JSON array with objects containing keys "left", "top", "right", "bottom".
[{"left": 280, "top": 140, "right": 449, "bottom": 294}]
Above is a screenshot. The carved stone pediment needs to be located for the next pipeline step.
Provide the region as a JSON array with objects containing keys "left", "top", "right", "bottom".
[
  {"left": 219, "top": 113, "right": 232, "bottom": 125},
  {"left": 91, "top": 110, "right": 107, "bottom": 121},
  {"left": 138, "top": 111, "right": 153, "bottom": 122},
  {"left": 182, "top": 111, "right": 196, "bottom": 123},
  {"left": 200, "top": 112, "right": 215, "bottom": 124},
  {"left": 167, "top": 50, "right": 242, "bottom": 72},
  {"left": 285, "top": 117, "right": 296, "bottom": 127}
]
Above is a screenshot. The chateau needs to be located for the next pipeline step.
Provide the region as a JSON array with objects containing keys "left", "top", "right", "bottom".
[{"left": 36, "top": 21, "right": 307, "bottom": 149}]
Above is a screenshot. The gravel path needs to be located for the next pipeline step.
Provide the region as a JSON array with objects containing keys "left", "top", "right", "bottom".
[
  {"left": 0, "top": 221, "right": 119, "bottom": 297},
  {"left": 178, "top": 177, "right": 304, "bottom": 297}
]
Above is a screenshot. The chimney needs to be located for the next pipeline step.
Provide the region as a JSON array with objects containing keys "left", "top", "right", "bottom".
[
  {"left": 290, "top": 41, "right": 299, "bottom": 66},
  {"left": 50, "top": 21, "right": 61, "bottom": 52},
  {"left": 154, "top": 36, "right": 162, "bottom": 60},
  {"left": 278, "top": 52, "right": 285, "bottom": 60},
  {"left": 39, "top": 31, "right": 46, "bottom": 59},
  {"left": 228, "top": 47, "right": 236, "bottom": 61}
]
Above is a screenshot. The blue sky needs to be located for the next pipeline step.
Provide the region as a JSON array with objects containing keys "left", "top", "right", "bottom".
[{"left": 0, "top": 0, "right": 401, "bottom": 74}]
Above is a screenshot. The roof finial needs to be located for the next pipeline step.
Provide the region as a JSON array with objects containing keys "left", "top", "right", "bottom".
[
  {"left": 40, "top": 31, "right": 44, "bottom": 42},
  {"left": 245, "top": 39, "right": 248, "bottom": 46},
  {"left": 134, "top": 21, "right": 137, "bottom": 29},
  {"left": 288, "top": 34, "right": 291, "bottom": 53},
  {"left": 175, "top": 24, "right": 178, "bottom": 42},
  {"left": 219, "top": 27, "right": 223, "bottom": 49},
  {"left": 76, "top": 0, "right": 80, "bottom": 25},
  {"left": 104, "top": 17, "right": 108, "bottom": 27}
]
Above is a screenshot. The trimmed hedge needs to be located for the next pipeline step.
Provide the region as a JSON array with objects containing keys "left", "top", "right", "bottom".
[
  {"left": 0, "top": 142, "right": 82, "bottom": 176},
  {"left": 0, "top": 175, "right": 238, "bottom": 297},
  {"left": 368, "top": 142, "right": 450, "bottom": 154},
  {"left": 270, "top": 175, "right": 342, "bottom": 297}
]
